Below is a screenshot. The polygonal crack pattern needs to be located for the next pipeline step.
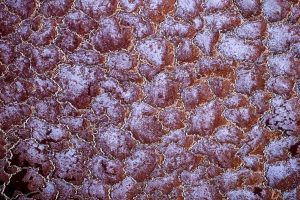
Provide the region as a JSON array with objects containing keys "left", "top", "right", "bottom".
[{"left": 0, "top": 0, "right": 300, "bottom": 199}]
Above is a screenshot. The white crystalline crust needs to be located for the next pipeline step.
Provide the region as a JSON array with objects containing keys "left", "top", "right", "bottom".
[{"left": 0, "top": 0, "right": 299, "bottom": 199}]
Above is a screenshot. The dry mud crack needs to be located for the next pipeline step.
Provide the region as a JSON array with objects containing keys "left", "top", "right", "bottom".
[{"left": 0, "top": 0, "right": 300, "bottom": 199}]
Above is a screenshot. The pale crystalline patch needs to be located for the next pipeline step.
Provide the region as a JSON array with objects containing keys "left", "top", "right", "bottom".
[
  {"left": 125, "top": 148, "right": 159, "bottom": 181},
  {"left": 0, "top": 5, "right": 20, "bottom": 37},
  {"left": 266, "top": 76, "right": 294, "bottom": 97},
  {"left": 264, "top": 136, "right": 299, "bottom": 163},
  {"left": 204, "top": 0, "right": 231, "bottom": 13},
  {"left": 75, "top": 0, "right": 117, "bottom": 19},
  {"left": 189, "top": 100, "right": 224, "bottom": 135},
  {"left": 0, "top": 41, "right": 15, "bottom": 65},
  {"left": 0, "top": 104, "right": 31, "bottom": 131},
  {"left": 91, "top": 93, "right": 126, "bottom": 124},
  {"left": 32, "top": 76, "right": 58, "bottom": 99},
  {"left": 31, "top": 46, "right": 61, "bottom": 74},
  {"left": 159, "top": 107, "right": 185, "bottom": 130},
  {"left": 119, "top": 0, "right": 142, "bottom": 12},
  {"left": 53, "top": 148, "right": 85, "bottom": 185},
  {"left": 91, "top": 17, "right": 132, "bottom": 53},
  {"left": 160, "top": 17, "right": 195, "bottom": 38},
  {"left": 184, "top": 181, "right": 221, "bottom": 199},
  {"left": 234, "top": 65, "right": 265, "bottom": 94},
  {"left": 226, "top": 189, "right": 257, "bottom": 200},
  {"left": 162, "top": 143, "right": 196, "bottom": 173},
  {"left": 55, "top": 28, "right": 82, "bottom": 53},
  {"left": 136, "top": 37, "right": 173, "bottom": 67},
  {"left": 30, "top": 18, "right": 57, "bottom": 47},
  {"left": 223, "top": 107, "right": 257, "bottom": 129},
  {"left": 118, "top": 12, "right": 154, "bottom": 39},
  {"left": 204, "top": 12, "right": 241, "bottom": 32},
  {"left": 218, "top": 36, "right": 262, "bottom": 61},
  {"left": 194, "top": 29, "right": 219, "bottom": 55},
  {"left": 107, "top": 51, "right": 135, "bottom": 70},
  {"left": 263, "top": 96, "right": 300, "bottom": 136},
  {"left": 175, "top": 0, "right": 202, "bottom": 21},
  {"left": 144, "top": 173, "right": 179, "bottom": 194},
  {"left": 267, "top": 54, "right": 300, "bottom": 77},
  {"left": 141, "top": 0, "right": 175, "bottom": 23},
  {"left": 5, "top": 0, "right": 36, "bottom": 19},
  {"left": 144, "top": 72, "right": 178, "bottom": 108},
  {"left": 27, "top": 118, "right": 67, "bottom": 142},
  {"left": 58, "top": 64, "right": 93, "bottom": 97},
  {"left": 111, "top": 177, "right": 141, "bottom": 199},
  {"left": 234, "top": 0, "right": 260, "bottom": 17},
  {"left": 214, "top": 125, "right": 244, "bottom": 145},
  {"left": 265, "top": 159, "right": 300, "bottom": 190},
  {"left": 96, "top": 125, "right": 135, "bottom": 160},
  {"left": 262, "top": 0, "right": 290, "bottom": 22},
  {"left": 78, "top": 179, "right": 108, "bottom": 199},
  {"left": 235, "top": 20, "right": 267, "bottom": 40},
  {"left": 180, "top": 167, "right": 206, "bottom": 186},
  {"left": 127, "top": 102, "right": 164, "bottom": 143},
  {"left": 291, "top": 42, "right": 300, "bottom": 58},
  {"left": 88, "top": 155, "right": 124, "bottom": 185},
  {"left": 267, "top": 24, "right": 294, "bottom": 53},
  {"left": 192, "top": 17, "right": 204, "bottom": 30},
  {"left": 224, "top": 93, "right": 249, "bottom": 108},
  {"left": 176, "top": 39, "right": 200, "bottom": 63},
  {"left": 68, "top": 49, "right": 104, "bottom": 65},
  {"left": 64, "top": 10, "right": 98, "bottom": 35},
  {"left": 283, "top": 188, "right": 298, "bottom": 200},
  {"left": 11, "top": 139, "right": 52, "bottom": 176},
  {"left": 40, "top": 0, "right": 72, "bottom": 17}
]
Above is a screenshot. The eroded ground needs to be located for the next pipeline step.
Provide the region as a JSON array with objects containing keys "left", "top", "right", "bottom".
[{"left": 0, "top": 0, "right": 300, "bottom": 199}]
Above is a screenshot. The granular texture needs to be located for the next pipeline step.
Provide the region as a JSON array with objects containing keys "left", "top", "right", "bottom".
[{"left": 0, "top": 0, "right": 300, "bottom": 199}]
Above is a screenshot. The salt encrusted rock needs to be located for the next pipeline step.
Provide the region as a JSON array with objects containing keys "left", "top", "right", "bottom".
[
  {"left": 127, "top": 102, "right": 164, "bottom": 143},
  {"left": 234, "top": 64, "right": 266, "bottom": 94},
  {"left": 56, "top": 64, "right": 104, "bottom": 109},
  {"left": 235, "top": 0, "right": 261, "bottom": 17},
  {"left": 75, "top": 0, "right": 117, "bottom": 19},
  {"left": 136, "top": 37, "right": 173, "bottom": 67},
  {"left": 194, "top": 29, "right": 219, "bottom": 56},
  {"left": 5, "top": 0, "right": 36, "bottom": 19},
  {"left": 235, "top": 20, "right": 267, "bottom": 40},
  {"left": 181, "top": 82, "right": 214, "bottom": 110},
  {"left": 1, "top": 0, "right": 300, "bottom": 198},
  {"left": 40, "top": 0, "right": 72, "bottom": 17},
  {"left": 262, "top": 0, "right": 290, "bottom": 22},
  {"left": 159, "top": 107, "right": 186, "bottom": 130},
  {"left": 218, "top": 36, "right": 264, "bottom": 62},
  {"left": 263, "top": 96, "right": 300, "bottom": 136},
  {"left": 265, "top": 159, "right": 300, "bottom": 191},
  {"left": 144, "top": 72, "right": 178, "bottom": 108},
  {"left": 125, "top": 147, "right": 159, "bottom": 181},
  {"left": 95, "top": 125, "right": 135, "bottom": 160},
  {"left": 0, "top": 104, "right": 31, "bottom": 131},
  {"left": 0, "top": 5, "right": 20, "bottom": 36},
  {"left": 189, "top": 100, "right": 225, "bottom": 135},
  {"left": 92, "top": 17, "right": 132, "bottom": 53},
  {"left": 175, "top": 0, "right": 202, "bottom": 21},
  {"left": 184, "top": 181, "right": 222, "bottom": 199},
  {"left": 88, "top": 155, "right": 124, "bottom": 185},
  {"left": 65, "top": 10, "right": 98, "bottom": 35},
  {"left": 204, "top": 11, "right": 241, "bottom": 32},
  {"left": 204, "top": 0, "right": 231, "bottom": 13},
  {"left": 55, "top": 28, "right": 82, "bottom": 53}
]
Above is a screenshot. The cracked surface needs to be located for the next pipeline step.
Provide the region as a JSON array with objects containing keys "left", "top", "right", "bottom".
[{"left": 0, "top": 0, "right": 300, "bottom": 199}]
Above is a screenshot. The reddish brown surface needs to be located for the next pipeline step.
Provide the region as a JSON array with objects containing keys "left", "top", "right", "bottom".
[{"left": 0, "top": 0, "right": 300, "bottom": 199}]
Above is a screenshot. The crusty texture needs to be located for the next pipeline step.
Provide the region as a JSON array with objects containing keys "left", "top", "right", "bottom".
[{"left": 0, "top": 0, "right": 300, "bottom": 199}]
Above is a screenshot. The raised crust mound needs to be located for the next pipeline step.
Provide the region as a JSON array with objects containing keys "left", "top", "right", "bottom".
[{"left": 0, "top": 0, "right": 300, "bottom": 199}]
